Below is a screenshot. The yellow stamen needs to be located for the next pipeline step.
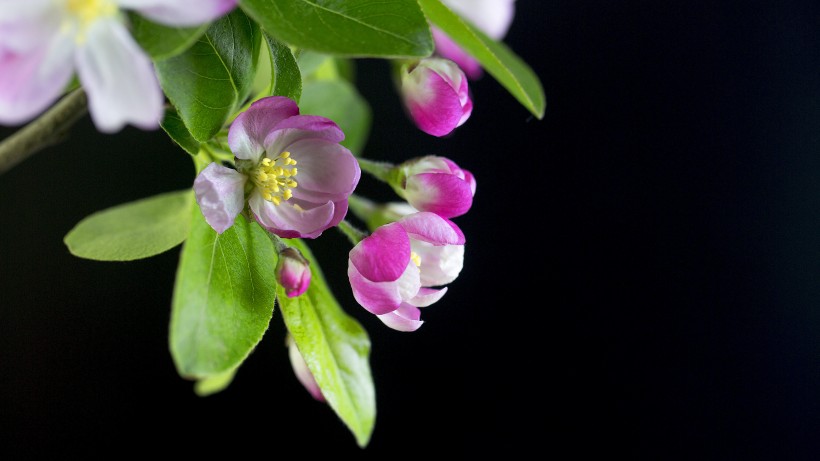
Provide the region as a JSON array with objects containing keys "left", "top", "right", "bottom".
[
  {"left": 65, "top": 0, "right": 117, "bottom": 43},
  {"left": 410, "top": 251, "right": 422, "bottom": 267},
  {"left": 251, "top": 151, "right": 298, "bottom": 206}
]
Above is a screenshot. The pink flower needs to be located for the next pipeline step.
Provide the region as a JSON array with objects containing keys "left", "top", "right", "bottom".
[
  {"left": 433, "top": 0, "right": 516, "bottom": 79},
  {"left": 393, "top": 156, "right": 476, "bottom": 219},
  {"left": 276, "top": 247, "right": 311, "bottom": 298},
  {"left": 287, "top": 335, "right": 324, "bottom": 402},
  {"left": 0, "top": 0, "right": 237, "bottom": 132},
  {"left": 400, "top": 58, "right": 472, "bottom": 137},
  {"left": 347, "top": 212, "right": 465, "bottom": 332},
  {"left": 194, "top": 96, "right": 361, "bottom": 238}
]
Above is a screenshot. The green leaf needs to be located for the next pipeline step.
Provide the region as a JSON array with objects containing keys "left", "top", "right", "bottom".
[
  {"left": 170, "top": 212, "right": 277, "bottom": 378},
  {"left": 160, "top": 107, "right": 200, "bottom": 156},
  {"left": 418, "top": 0, "right": 546, "bottom": 119},
  {"left": 240, "top": 0, "right": 433, "bottom": 58},
  {"left": 195, "top": 367, "right": 238, "bottom": 396},
  {"left": 265, "top": 34, "right": 302, "bottom": 102},
  {"left": 299, "top": 80, "right": 371, "bottom": 155},
  {"left": 278, "top": 239, "right": 375, "bottom": 447},
  {"left": 64, "top": 190, "right": 193, "bottom": 261},
  {"left": 129, "top": 13, "right": 209, "bottom": 60},
  {"left": 156, "top": 9, "right": 261, "bottom": 142}
]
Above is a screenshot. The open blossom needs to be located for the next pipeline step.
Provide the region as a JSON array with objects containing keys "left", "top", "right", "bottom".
[
  {"left": 276, "top": 247, "right": 311, "bottom": 298},
  {"left": 194, "top": 96, "right": 360, "bottom": 238},
  {"left": 392, "top": 156, "right": 476, "bottom": 219},
  {"left": 287, "top": 335, "right": 324, "bottom": 402},
  {"left": 0, "top": 0, "right": 237, "bottom": 132},
  {"left": 433, "top": 0, "right": 516, "bottom": 79},
  {"left": 401, "top": 58, "right": 472, "bottom": 137},
  {"left": 348, "top": 212, "right": 465, "bottom": 332}
]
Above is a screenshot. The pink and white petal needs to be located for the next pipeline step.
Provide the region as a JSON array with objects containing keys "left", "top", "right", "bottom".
[
  {"left": 349, "top": 222, "right": 411, "bottom": 283},
  {"left": 286, "top": 139, "right": 360, "bottom": 202},
  {"left": 117, "top": 0, "right": 236, "bottom": 26},
  {"left": 456, "top": 79, "right": 473, "bottom": 127},
  {"left": 405, "top": 68, "right": 464, "bottom": 137},
  {"left": 0, "top": 5, "right": 60, "bottom": 53},
  {"left": 408, "top": 287, "right": 448, "bottom": 307},
  {"left": 263, "top": 115, "right": 345, "bottom": 154},
  {"left": 0, "top": 0, "right": 52, "bottom": 23},
  {"left": 377, "top": 304, "right": 424, "bottom": 332},
  {"left": 441, "top": 0, "right": 516, "bottom": 40},
  {"left": 412, "top": 240, "right": 465, "bottom": 287},
  {"left": 228, "top": 96, "right": 299, "bottom": 162},
  {"left": 399, "top": 212, "right": 465, "bottom": 245},
  {"left": 250, "top": 194, "right": 334, "bottom": 239},
  {"left": 193, "top": 163, "right": 247, "bottom": 234},
  {"left": 404, "top": 156, "right": 451, "bottom": 176},
  {"left": 405, "top": 173, "right": 474, "bottom": 218},
  {"left": 431, "top": 28, "right": 482, "bottom": 80},
  {"left": 327, "top": 198, "right": 349, "bottom": 230},
  {"left": 0, "top": 38, "right": 73, "bottom": 125},
  {"left": 463, "top": 169, "right": 477, "bottom": 195},
  {"left": 287, "top": 337, "right": 325, "bottom": 402},
  {"left": 75, "top": 19, "right": 163, "bottom": 132},
  {"left": 348, "top": 261, "right": 420, "bottom": 315}
]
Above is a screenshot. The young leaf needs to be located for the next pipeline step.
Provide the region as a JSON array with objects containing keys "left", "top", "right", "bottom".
[
  {"left": 264, "top": 34, "right": 302, "bottom": 103},
  {"left": 417, "top": 0, "right": 546, "bottom": 119},
  {"left": 299, "top": 80, "right": 371, "bottom": 155},
  {"left": 170, "top": 212, "right": 277, "bottom": 378},
  {"left": 129, "top": 13, "right": 210, "bottom": 60},
  {"left": 64, "top": 190, "right": 193, "bottom": 261},
  {"left": 277, "top": 239, "right": 375, "bottom": 447},
  {"left": 240, "top": 0, "right": 433, "bottom": 58},
  {"left": 156, "top": 9, "right": 261, "bottom": 142},
  {"left": 194, "top": 367, "right": 238, "bottom": 397},
  {"left": 160, "top": 108, "right": 200, "bottom": 156}
]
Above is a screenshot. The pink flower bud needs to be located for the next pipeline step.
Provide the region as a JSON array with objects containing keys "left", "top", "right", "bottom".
[
  {"left": 276, "top": 247, "right": 311, "bottom": 298},
  {"left": 401, "top": 58, "right": 472, "bottom": 137},
  {"left": 394, "top": 156, "right": 476, "bottom": 219},
  {"left": 287, "top": 335, "right": 324, "bottom": 402}
]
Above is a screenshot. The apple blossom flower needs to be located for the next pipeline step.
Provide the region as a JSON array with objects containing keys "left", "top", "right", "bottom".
[
  {"left": 400, "top": 58, "right": 472, "bottom": 137},
  {"left": 391, "top": 156, "right": 476, "bottom": 218},
  {"left": 276, "top": 247, "right": 311, "bottom": 298},
  {"left": 0, "top": 0, "right": 237, "bottom": 132},
  {"left": 433, "top": 0, "right": 516, "bottom": 79},
  {"left": 287, "top": 334, "right": 324, "bottom": 402},
  {"left": 347, "top": 212, "right": 465, "bottom": 332},
  {"left": 194, "top": 96, "right": 360, "bottom": 238}
]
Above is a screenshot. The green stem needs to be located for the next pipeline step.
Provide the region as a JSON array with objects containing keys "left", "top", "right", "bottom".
[
  {"left": 357, "top": 157, "right": 395, "bottom": 183},
  {"left": 347, "top": 194, "right": 377, "bottom": 222},
  {"left": 0, "top": 89, "right": 88, "bottom": 175},
  {"left": 337, "top": 219, "right": 369, "bottom": 245}
]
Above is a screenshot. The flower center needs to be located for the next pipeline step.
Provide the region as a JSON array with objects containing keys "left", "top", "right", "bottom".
[
  {"left": 410, "top": 251, "right": 422, "bottom": 267},
  {"left": 252, "top": 152, "right": 298, "bottom": 205},
  {"left": 64, "top": 0, "right": 117, "bottom": 41}
]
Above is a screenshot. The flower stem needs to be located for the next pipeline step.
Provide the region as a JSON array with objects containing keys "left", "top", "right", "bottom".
[
  {"left": 337, "top": 219, "right": 369, "bottom": 245},
  {"left": 347, "top": 194, "right": 377, "bottom": 222},
  {"left": 357, "top": 157, "right": 394, "bottom": 183},
  {"left": 0, "top": 89, "right": 87, "bottom": 175}
]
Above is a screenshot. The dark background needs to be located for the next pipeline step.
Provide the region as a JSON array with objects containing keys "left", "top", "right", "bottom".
[{"left": 1, "top": 1, "right": 819, "bottom": 457}]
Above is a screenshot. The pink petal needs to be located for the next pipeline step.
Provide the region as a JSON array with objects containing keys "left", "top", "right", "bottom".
[
  {"left": 404, "top": 62, "right": 466, "bottom": 137},
  {"left": 431, "top": 28, "right": 482, "bottom": 80},
  {"left": 411, "top": 239, "right": 465, "bottom": 287},
  {"left": 228, "top": 96, "right": 299, "bottom": 163},
  {"left": 193, "top": 163, "right": 247, "bottom": 234},
  {"left": 408, "top": 287, "right": 448, "bottom": 307},
  {"left": 118, "top": 0, "right": 237, "bottom": 26},
  {"left": 377, "top": 303, "right": 424, "bottom": 332},
  {"left": 398, "top": 212, "right": 465, "bottom": 245},
  {"left": 75, "top": 19, "right": 164, "bottom": 132},
  {"left": 349, "top": 222, "right": 411, "bottom": 282},
  {"left": 263, "top": 115, "right": 345, "bottom": 155},
  {"left": 405, "top": 173, "right": 474, "bottom": 218},
  {"left": 249, "top": 192, "right": 335, "bottom": 239},
  {"left": 287, "top": 336, "right": 325, "bottom": 402},
  {"left": 286, "top": 139, "right": 360, "bottom": 203},
  {"left": 348, "top": 260, "right": 420, "bottom": 315}
]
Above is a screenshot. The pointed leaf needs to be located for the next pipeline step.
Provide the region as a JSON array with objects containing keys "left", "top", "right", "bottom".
[
  {"left": 277, "top": 239, "right": 375, "bottom": 447},
  {"left": 160, "top": 107, "right": 201, "bottom": 156},
  {"left": 156, "top": 9, "right": 261, "bottom": 142},
  {"left": 170, "top": 212, "right": 277, "bottom": 378},
  {"left": 264, "top": 34, "right": 302, "bottom": 102},
  {"left": 129, "top": 13, "right": 210, "bottom": 60},
  {"left": 64, "top": 190, "right": 193, "bottom": 261},
  {"left": 418, "top": 0, "right": 545, "bottom": 118},
  {"left": 240, "top": 0, "right": 433, "bottom": 58}
]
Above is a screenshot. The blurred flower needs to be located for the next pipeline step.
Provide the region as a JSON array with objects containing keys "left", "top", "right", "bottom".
[
  {"left": 400, "top": 58, "right": 472, "bottom": 137},
  {"left": 287, "top": 334, "right": 324, "bottom": 402},
  {"left": 276, "top": 247, "right": 311, "bottom": 298},
  {"left": 0, "top": 0, "right": 237, "bottom": 132},
  {"left": 194, "top": 96, "right": 360, "bottom": 238},
  {"left": 392, "top": 155, "right": 476, "bottom": 218},
  {"left": 433, "top": 0, "right": 516, "bottom": 79},
  {"left": 347, "top": 212, "right": 465, "bottom": 332}
]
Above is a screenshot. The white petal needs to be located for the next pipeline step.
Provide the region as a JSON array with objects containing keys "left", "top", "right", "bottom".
[
  {"left": 441, "top": 0, "right": 516, "bottom": 40},
  {"left": 118, "top": 0, "right": 236, "bottom": 26},
  {"left": 75, "top": 18, "right": 163, "bottom": 132},
  {"left": 411, "top": 239, "right": 465, "bottom": 287}
]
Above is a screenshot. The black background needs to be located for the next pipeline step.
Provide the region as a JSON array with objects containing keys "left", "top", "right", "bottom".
[{"left": 2, "top": 1, "right": 819, "bottom": 458}]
